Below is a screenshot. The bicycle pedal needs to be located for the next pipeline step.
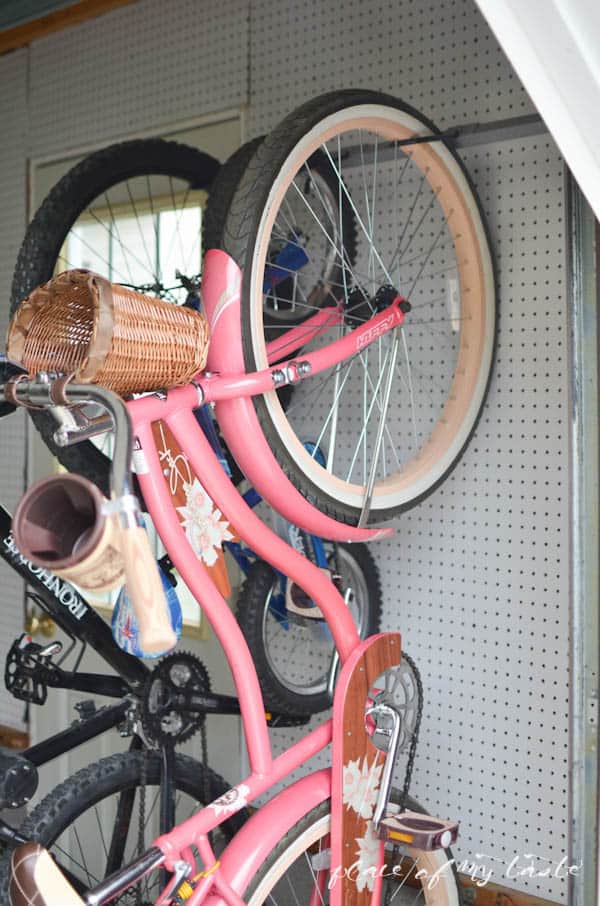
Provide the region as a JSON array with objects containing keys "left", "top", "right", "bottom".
[
  {"left": 4, "top": 634, "right": 62, "bottom": 705},
  {"left": 285, "top": 572, "right": 329, "bottom": 621},
  {"left": 285, "top": 601, "right": 325, "bottom": 621},
  {"left": 285, "top": 587, "right": 324, "bottom": 621},
  {"left": 377, "top": 811, "right": 458, "bottom": 851}
]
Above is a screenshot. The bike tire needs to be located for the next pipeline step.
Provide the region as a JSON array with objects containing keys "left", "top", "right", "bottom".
[
  {"left": 9, "top": 138, "right": 220, "bottom": 496},
  {"left": 205, "top": 90, "right": 496, "bottom": 525},
  {"left": 244, "top": 790, "right": 463, "bottom": 905},
  {"left": 0, "top": 749, "right": 244, "bottom": 904},
  {"left": 204, "top": 136, "right": 357, "bottom": 340},
  {"left": 236, "top": 542, "right": 382, "bottom": 714}
]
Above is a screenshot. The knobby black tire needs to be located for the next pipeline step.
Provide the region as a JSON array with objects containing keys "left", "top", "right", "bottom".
[
  {"left": 204, "top": 135, "right": 357, "bottom": 341},
  {"left": 9, "top": 139, "right": 220, "bottom": 496},
  {"left": 0, "top": 750, "right": 244, "bottom": 905},
  {"left": 203, "top": 136, "right": 264, "bottom": 255},
  {"left": 243, "top": 790, "right": 464, "bottom": 905},
  {"left": 204, "top": 90, "right": 496, "bottom": 525},
  {"left": 236, "top": 542, "right": 382, "bottom": 715}
]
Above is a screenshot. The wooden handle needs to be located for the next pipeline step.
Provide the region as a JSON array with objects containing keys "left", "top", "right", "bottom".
[{"left": 119, "top": 525, "right": 177, "bottom": 654}]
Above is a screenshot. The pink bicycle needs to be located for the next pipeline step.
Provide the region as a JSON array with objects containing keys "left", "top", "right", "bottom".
[{"left": 5, "top": 90, "right": 495, "bottom": 905}]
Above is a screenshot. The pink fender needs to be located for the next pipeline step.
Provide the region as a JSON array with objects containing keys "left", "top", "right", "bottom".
[
  {"left": 203, "top": 769, "right": 332, "bottom": 904},
  {"left": 202, "top": 249, "right": 392, "bottom": 544}
]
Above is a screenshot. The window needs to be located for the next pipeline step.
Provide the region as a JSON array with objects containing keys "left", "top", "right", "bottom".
[{"left": 29, "top": 114, "right": 243, "bottom": 638}]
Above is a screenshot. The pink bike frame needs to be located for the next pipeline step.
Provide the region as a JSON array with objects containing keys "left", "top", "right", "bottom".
[{"left": 123, "top": 250, "right": 405, "bottom": 904}]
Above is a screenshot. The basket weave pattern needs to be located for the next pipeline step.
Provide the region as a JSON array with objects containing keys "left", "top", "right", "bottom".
[{"left": 6, "top": 269, "right": 210, "bottom": 395}]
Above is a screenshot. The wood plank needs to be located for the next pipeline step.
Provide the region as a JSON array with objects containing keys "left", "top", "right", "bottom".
[
  {"left": 0, "top": 0, "right": 137, "bottom": 55},
  {"left": 0, "top": 723, "right": 29, "bottom": 749},
  {"left": 459, "top": 874, "right": 562, "bottom": 906},
  {"left": 393, "top": 854, "right": 562, "bottom": 906}
]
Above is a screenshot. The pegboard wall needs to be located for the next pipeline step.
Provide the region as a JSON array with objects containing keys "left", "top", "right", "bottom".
[
  {"left": 0, "top": 47, "right": 29, "bottom": 734},
  {"left": 0, "top": 0, "right": 571, "bottom": 900}
]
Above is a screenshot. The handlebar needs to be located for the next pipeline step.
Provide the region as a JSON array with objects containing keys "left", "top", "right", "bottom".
[{"left": 5, "top": 372, "right": 176, "bottom": 655}]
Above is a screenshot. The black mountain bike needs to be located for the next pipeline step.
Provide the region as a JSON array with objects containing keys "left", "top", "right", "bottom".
[{"left": 0, "top": 497, "right": 308, "bottom": 903}]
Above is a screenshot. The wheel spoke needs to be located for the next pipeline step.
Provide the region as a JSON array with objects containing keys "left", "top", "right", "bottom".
[
  {"left": 312, "top": 355, "right": 359, "bottom": 461},
  {"left": 405, "top": 221, "right": 447, "bottom": 299},
  {"left": 388, "top": 168, "right": 428, "bottom": 278},
  {"left": 105, "top": 783, "right": 136, "bottom": 876},
  {"left": 303, "top": 846, "right": 326, "bottom": 906},
  {"left": 163, "top": 177, "right": 195, "bottom": 276},
  {"left": 345, "top": 342, "right": 393, "bottom": 482},
  {"left": 268, "top": 224, "right": 380, "bottom": 291},
  {"left": 399, "top": 328, "right": 419, "bottom": 454},
  {"left": 359, "top": 332, "right": 399, "bottom": 525},
  {"left": 125, "top": 180, "right": 157, "bottom": 278},
  {"left": 289, "top": 178, "right": 364, "bottom": 293},
  {"left": 50, "top": 842, "right": 100, "bottom": 888},
  {"left": 71, "top": 211, "right": 143, "bottom": 286},
  {"left": 94, "top": 192, "right": 136, "bottom": 285},
  {"left": 321, "top": 142, "right": 395, "bottom": 287},
  {"left": 72, "top": 824, "right": 96, "bottom": 887}
]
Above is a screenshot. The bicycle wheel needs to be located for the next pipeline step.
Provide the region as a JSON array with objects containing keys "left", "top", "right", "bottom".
[
  {"left": 9, "top": 139, "right": 220, "bottom": 496},
  {"left": 236, "top": 542, "right": 381, "bottom": 714},
  {"left": 0, "top": 750, "right": 244, "bottom": 906},
  {"left": 206, "top": 90, "right": 495, "bottom": 525},
  {"left": 244, "top": 792, "right": 463, "bottom": 905},
  {"left": 204, "top": 137, "right": 356, "bottom": 339}
]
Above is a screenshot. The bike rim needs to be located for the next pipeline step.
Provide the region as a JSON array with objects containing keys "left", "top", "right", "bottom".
[
  {"left": 246, "top": 811, "right": 460, "bottom": 905},
  {"left": 248, "top": 104, "right": 494, "bottom": 515}
]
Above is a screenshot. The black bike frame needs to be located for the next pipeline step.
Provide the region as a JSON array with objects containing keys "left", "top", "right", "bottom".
[
  {"left": 0, "top": 500, "right": 246, "bottom": 847},
  {"left": 0, "top": 503, "right": 148, "bottom": 691}
]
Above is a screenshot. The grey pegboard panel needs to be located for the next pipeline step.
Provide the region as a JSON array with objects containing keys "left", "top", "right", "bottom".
[
  {"left": 28, "top": 0, "right": 248, "bottom": 158},
  {"left": 0, "top": 410, "right": 28, "bottom": 735},
  {"left": 257, "top": 121, "right": 568, "bottom": 906},
  {"left": 247, "top": 0, "right": 535, "bottom": 137},
  {"left": 0, "top": 49, "right": 29, "bottom": 735},
  {"left": 405, "top": 135, "right": 568, "bottom": 902}
]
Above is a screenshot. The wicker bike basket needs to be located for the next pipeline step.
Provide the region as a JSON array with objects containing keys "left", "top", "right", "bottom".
[{"left": 6, "top": 269, "right": 210, "bottom": 395}]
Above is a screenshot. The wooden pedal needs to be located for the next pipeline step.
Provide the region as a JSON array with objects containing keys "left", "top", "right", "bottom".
[{"left": 377, "top": 811, "right": 458, "bottom": 850}]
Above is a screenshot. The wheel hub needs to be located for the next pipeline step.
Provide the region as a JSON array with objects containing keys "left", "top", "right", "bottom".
[{"left": 343, "top": 283, "right": 409, "bottom": 326}]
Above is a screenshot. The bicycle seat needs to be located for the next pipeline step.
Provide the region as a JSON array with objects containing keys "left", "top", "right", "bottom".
[{"left": 9, "top": 842, "right": 85, "bottom": 906}]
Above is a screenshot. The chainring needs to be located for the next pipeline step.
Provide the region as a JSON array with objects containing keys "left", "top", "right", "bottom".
[
  {"left": 369, "top": 653, "right": 422, "bottom": 754},
  {"left": 142, "top": 651, "right": 210, "bottom": 746}
]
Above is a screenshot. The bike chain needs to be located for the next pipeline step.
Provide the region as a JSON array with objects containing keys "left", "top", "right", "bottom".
[
  {"left": 200, "top": 719, "right": 210, "bottom": 826},
  {"left": 135, "top": 745, "right": 148, "bottom": 906},
  {"left": 398, "top": 651, "right": 423, "bottom": 811},
  {"left": 384, "top": 651, "right": 423, "bottom": 906},
  {"left": 136, "top": 633, "right": 423, "bottom": 901}
]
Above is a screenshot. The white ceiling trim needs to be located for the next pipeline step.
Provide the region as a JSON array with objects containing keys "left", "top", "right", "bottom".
[{"left": 475, "top": 0, "right": 600, "bottom": 221}]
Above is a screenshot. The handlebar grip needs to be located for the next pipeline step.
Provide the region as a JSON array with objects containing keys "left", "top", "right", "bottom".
[{"left": 119, "top": 525, "right": 177, "bottom": 654}]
